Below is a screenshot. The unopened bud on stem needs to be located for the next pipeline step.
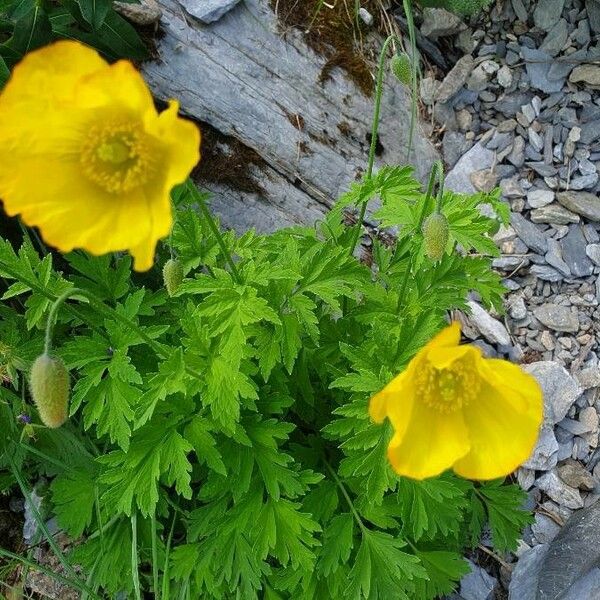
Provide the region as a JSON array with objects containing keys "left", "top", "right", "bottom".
[
  {"left": 29, "top": 354, "right": 69, "bottom": 429},
  {"left": 422, "top": 212, "right": 449, "bottom": 262},
  {"left": 390, "top": 52, "right": 412, "bottom": 86},
  {"left": 163, "top": 258, "right": 183, "bottom": 297}
]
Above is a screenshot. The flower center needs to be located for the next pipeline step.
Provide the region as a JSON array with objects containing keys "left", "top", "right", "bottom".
[
  {"left": 416, "top": 357, "right": 480, "bottom": 413},
  {"left": 81, "top": 122, "right": 154, "bottom": 193}
]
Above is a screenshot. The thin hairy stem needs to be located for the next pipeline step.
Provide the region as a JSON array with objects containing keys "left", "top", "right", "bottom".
[
  {"left": 185, "top": 179, "right": 241, "bottom": 283},
  {"left": 324, "top": 459, "right": 367, "bottom": 534},
  {"left": 403, "top": 0, "right": 418, "bottom": 163},
  {"left": 349, "top": 34, "right": 402, "bottom": 255}
]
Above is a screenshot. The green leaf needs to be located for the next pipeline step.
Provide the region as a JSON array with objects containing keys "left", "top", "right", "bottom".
[
  {"left": 398, "top": 474, "right": 467, "bottom": 541},
  {"left": 96, "top": 11, "right": 148, "bottom": 60},
  {"left": 184, "top": 416, "right": 227, "bottom": 476},
  {"left": 318, "top": 514, "right": 354, "bottom": 576},
  {"left": 76, "top": 0, "right": 110, "bottom": 29},
  {"left": 476, "top": 480, "right": 533, "bottom": 552},
  {"left": 414, "top": 550, "right": 470, "bottom": 599},
  {"left": 98, "top": 419, "right": 193, "bottom": 516},
  {"left": 254, "top": 497, "right": 321, "bottom": 571},
  {"left": 51, "top": 467, "right": 97, "bottom": 538},
  {"left": 71, "top": 520, "right": 133, "bottom": 594},
  {"left": 5, "top": 3, "right": 52, "bottom": 58},
  {"left": 346, "top": 530, "right": 426, "bottom": 600}
]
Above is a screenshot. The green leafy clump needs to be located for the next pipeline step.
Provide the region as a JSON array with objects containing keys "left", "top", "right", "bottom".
[
  {"left": 0, "top": 166, "right": 533, "bottom": 598},
  {"left": 418, "top": 0, "right": 494, "bottom": 18}
]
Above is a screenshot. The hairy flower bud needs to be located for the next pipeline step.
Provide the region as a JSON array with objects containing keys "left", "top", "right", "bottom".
[
  {"left": 29, "top": 354, "right": 69, "bottom": 429},
  {"left": 163, "top": 258, "right": 183, "bottom": 297},
  {"left": 390, "top": 53, "right": 412, "bottom": 86},
  {"left": 422, "top": 212, "right": 449, "bottom": 262}
]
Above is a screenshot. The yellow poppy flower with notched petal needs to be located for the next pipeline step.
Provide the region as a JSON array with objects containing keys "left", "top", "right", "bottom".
[
  {"left": 370, "top": 323, "right": 543, "bottom": 480},
  {"left": 0, "top": 41, "right": 200, "bottom": 271}
]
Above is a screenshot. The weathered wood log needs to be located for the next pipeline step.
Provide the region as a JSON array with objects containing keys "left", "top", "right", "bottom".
[{"left": 143, "top": 0, "right": 439, "bottom": 232}]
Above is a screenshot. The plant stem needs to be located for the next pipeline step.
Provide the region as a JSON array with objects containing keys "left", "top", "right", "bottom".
[
  {"left": 323, "top": 459, "right": 367, "bottom": 534},
  {"left": 131, "top": 513, "right": 142, "bottom": 600},
  {"left": 0, "top": 263, "right": 107, "bottom": 340},
  {"left": 403, "top": 0, "right": 418, "bottom": 164},
  {"left": 395, "top": 160, "right": 443, "bottom": 310},
  {"left": 35, "top": 282, "right": 203, "bottom": 380},
  {"left": 185, "top": 179, "right": 241, "bottom": 284},
  {"left": 151, "top": 513, "right": 160, "bottom": 600},
  {"left": 349, "top": 34, "right": 401, "bottom": 256},
  {"left": 43, "top": 288, "right": 80, "bottom": 355}
]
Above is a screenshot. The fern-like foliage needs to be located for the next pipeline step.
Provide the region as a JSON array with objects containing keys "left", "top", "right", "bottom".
[{"left": 0, "top": 169, "right": 530, "bottom": 599}]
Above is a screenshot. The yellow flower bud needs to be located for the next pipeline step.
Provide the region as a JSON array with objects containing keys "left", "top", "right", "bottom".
[
  {"left": 422, "top": 212, "right": 449, "bottom": 262},
  {"left": 390, "top": 53, "right": 412, "bottom": 86},
  {"left": 29, "top": 354, "right": 69, "bottom": 429},
  {"left": 163, "top": 258, "right": 184, "bottom": 297}
]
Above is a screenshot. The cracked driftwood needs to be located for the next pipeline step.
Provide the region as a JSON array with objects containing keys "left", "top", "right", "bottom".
[{"left": 143, "top": 0, "right": 439, "bottom": 233}]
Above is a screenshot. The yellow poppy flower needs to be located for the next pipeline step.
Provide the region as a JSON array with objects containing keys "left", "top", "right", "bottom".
[
  {"left": 370, "top": 323, "right": 543, "bottom": 480},
  {"left": 0, "top": 41, "right": 200, "bottom": 271}
]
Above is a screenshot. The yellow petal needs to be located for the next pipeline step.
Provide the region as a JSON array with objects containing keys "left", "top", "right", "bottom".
[
  {"left": 75, "top": 59, "right": 155, "bottom": 114},
  {"left": 453, "top": 360, "right": 543, "bottom": 480},
  {"left": 427, "top": 322, "right": 461, "bottom": 349},
  {"left": 369, "top": 370, "right": 413, "bottom": 428},
  {"left": 2, "top": 158, "right": 165, "bottom": 257},
  {"left": 0, "top": 40, "right": 105, "bottom": 108},
  {"left": 387, "top": 401, "right": 470, "bottom": 480},
  {"left": 0, "top": 41, "right": 199, "bottom": 271},
  {"left": 426, "top": 345, "right": 479, "bottom": 370},
  {"left": 145, "top": 100, "right": 201, "bottom": 192}
]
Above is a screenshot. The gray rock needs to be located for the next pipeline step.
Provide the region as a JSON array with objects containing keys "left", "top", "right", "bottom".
[
  {"left": 524, "top": 361, "right": 583, "bottom": 425},
  {"left": 526, "top": 161, "right": 557, "bottom": 177},
  {"left": 588, "top": 0, "right": 600, "bottom": 34},
  {"left": 548, "top": 48, "right": 587, "bottom": 83},
  {"left": 531, "top": 264, "right": 564, "bottom": 282},
  {"left": 511, "top": 0, "right": 529, "bottom": 21},
  {"left": 536, "top": 471, "right": 584, "bottom": 509},
  {"left": 576, "top": 367, "right": 600, "bottom": 390},
  {"left": 530, "top": 204, "right": 580, "bottom": 225},
  {"left": 557, "top": 191, "right": 600, "bottom": 221},
  {"left": 533, "top": 304, "right": 580, "bottom": 333},
  {"left": 532, "top": 513, "right": 562, "bottom": 544},
  {"left": 528, "top": 189, "right": 555, "bottom": 208},
  {"left": 523, "top": 426, "right": 559, "bottom": 470},
  {"left": 446, "top": 144, "right": 495, "bottom": 194},
  {"left": 557, "top": 459, "right": 597, "bottom": 491},
  {"left": 459, "top": 560, "right": 496, "bottom": 600},
  {"left": 533, "top": 0, "right": 565, "bottom": 30},
  {"left": 509, "top": 296, "right": 528, "bottom": 320},
  {"left": 545, "top": 238, "right": 571, "bottom": 276},
  {"left": 508, "top": 543, "right": 549, "bottom": 600},
  {"left": 540, "top": 18, "right": 569, "bottom": 57},
  {"left": 508, "top": 136, "right": 526, "bottom": 167},
  {"left": 523, "top": 47, "right": 566, "bottom": 94},
  {"left": 562, "top": 569, "right": 600, "bottom": 600},
  {"left": 421, "top": 8, "right": 466, "bottom": 38},
  {"left": 180, "top": 0, "right": 242, "bottom": 23},
  {"left": 511, "top": 212, "right": 548, "bottom": 254},
  {"left": 562, "top": 225, "right": 594, "bottom": 277},
  {"left": 570, "top": 65, "right": 600, "bottom": 87},
  {"left": 467, "top": 300, "right": 511, "bottom": 346},
  {"left": 497, "top": 65, "right": 513, "bottom": 88},
  {"left": 569, "top": 173, "right": 599, "bottom": 191},
  {"left": 443, "top": 131, "right": 472, "bottom": 169},
  {"left": 435, "top": 55, "right": 474, "bottom": 103},
  {"left": 585, "top": 243, "right": 600, "bottom": 265},
  {"left": 538, "top": 503, "right": 600, "bottom": 599}
]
